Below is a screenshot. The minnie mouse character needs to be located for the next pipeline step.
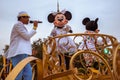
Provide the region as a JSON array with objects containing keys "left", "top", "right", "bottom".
[
  {"left": 47, "top": 10, "right": 77, "bottom": 70},
  {"left": 48, "top": 10, "right": 73, "bottom": 33}
]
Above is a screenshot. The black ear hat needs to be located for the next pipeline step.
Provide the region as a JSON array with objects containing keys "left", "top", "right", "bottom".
[{"left": 85, "top": 18, "right": 99, "bottom": 31}]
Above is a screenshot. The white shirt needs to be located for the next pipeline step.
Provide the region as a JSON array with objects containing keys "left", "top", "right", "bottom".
[{"left": 5, "top": 21, "right": 36, "bottom": 59}]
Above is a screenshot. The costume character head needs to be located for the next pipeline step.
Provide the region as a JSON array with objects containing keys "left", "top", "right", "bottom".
[
  {"left": 48, "top": 10, "right": 72, "bottom": 28},
  {"left": 82, "top": 17, "right": 99, "bottom": 33}
]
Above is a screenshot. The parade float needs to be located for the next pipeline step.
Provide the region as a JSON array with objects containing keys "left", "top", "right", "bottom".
[{"left": 0, "top": 33, "right": 120, "bottom": 80}]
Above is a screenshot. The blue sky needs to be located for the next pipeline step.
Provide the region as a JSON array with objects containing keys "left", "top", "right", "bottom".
[{"left": 0, "top": 0, "right": 120, "bottom": 54}]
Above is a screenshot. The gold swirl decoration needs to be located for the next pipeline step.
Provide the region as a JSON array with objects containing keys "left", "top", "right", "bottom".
[{"left": 5, "top": 56, "right": 42, "bottom": 80}]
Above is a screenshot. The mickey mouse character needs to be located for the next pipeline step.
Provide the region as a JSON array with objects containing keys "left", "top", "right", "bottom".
[
  {"left": 48, "top": 10, "right": 77, "bottom": 70},
  {"left": 78, "top": 17, "right": 99, "bottom": 50},
  {"left": 78, "top": 17, "right": 100, "bottom": 67}
]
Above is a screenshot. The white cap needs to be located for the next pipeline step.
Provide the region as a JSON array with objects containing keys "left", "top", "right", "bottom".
[{"left": 17, "top": 11, "right": 30, "bottom": 17}]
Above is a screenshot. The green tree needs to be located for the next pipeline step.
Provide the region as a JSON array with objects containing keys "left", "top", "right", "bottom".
[
  {"left": 32, "top": 38, "right": 43, "bottom": 59},
  {"left": 0, "top": 45, "right": 9, "bottom": 69},
  {"left": 3, "top": 45, "right": 9, "bottom": 53}
]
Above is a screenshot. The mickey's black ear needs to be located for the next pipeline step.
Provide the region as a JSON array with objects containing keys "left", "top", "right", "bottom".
[
  {"left": 95, "top": 18, "right": 99, "bottom": 23},
  {"left": 47, "top": 13, "right": 55, "bottom": 23},
  {"left": 64, "top": 11, "right": 72, "bottom": 20},
  {"left": 94, "top": 18, "right": 99, "bottom": 25},
  {"left": 82, "top": 17, "right": 90, "bottom": 25}
]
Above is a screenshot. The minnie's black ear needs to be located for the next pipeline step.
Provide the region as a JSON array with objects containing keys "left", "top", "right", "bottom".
[
  {"left": 47, "top": 13, "right": 55, "bottom": 23},
  {"left": 82, "top": 17, "right": 90, "bottom": 25},
  {"left": 64, "top": 11, "right": 72, "bottom": 20}
]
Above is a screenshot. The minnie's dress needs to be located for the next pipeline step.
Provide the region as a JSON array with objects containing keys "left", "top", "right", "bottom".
[{"left": 50, "top": 25, "right": 77, "bottom": 54}]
